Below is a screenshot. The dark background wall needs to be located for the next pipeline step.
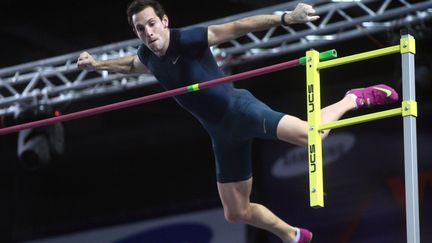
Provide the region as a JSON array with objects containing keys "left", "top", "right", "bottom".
[{"left": 0, "top": 0, "right": 431, "bottom": 242}]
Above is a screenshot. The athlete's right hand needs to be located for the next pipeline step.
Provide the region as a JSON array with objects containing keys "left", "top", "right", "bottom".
[{"left": 77, "top": 51, "right": 97, "bottom": 71}]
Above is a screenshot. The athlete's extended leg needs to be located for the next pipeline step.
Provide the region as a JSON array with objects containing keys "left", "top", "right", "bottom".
[
  {"left": 217, "top": 178, "right": 311, "bottom": 243},
  {"left": 276, "top": 95, "right": 354, "bottom": 146},
  {"left": 276, "top": 84, "right": 398, "bottom": 146}
]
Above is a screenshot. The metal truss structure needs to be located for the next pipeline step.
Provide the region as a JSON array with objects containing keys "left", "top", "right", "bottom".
[{"left": 0, "top": 0, "right": 431, "bottom": 117}]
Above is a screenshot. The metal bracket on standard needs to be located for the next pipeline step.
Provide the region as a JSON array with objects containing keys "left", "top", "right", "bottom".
[
  {"left": 402, "top": 100, "right": 418, "bottom": 117},
  {"left": 400, "top": 36, "right": 416, "bottom": 54}
]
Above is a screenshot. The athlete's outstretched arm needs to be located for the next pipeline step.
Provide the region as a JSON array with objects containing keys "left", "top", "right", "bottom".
[
  {"left": 77, "top": 52, "right": 149, "bottom": 74},
  {"left": 207, "top": 3, "right": 319, "bottom": 46}
]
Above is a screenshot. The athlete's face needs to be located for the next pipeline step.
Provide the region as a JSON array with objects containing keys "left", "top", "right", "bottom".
[{"left": 132, "top": 7, "right": 169, "bottom": 56}]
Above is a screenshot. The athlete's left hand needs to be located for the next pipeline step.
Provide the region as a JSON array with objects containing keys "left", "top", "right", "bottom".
[{"left": 285, "top": 3, "right": 319, "bottom": 24}]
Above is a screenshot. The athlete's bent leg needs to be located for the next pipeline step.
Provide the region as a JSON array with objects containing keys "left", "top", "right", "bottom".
[{"left": 217, "top": 178, "right": 300, "bottom": 242}]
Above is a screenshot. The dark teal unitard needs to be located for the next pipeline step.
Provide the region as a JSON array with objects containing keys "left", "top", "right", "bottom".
[{"left": 137, "top": 27, "right": 284, "bottom": 183}]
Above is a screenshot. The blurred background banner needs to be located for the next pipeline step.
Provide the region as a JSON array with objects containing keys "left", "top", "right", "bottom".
[{"left": 24, "top": 208, "right": 245, "bottom": 243}]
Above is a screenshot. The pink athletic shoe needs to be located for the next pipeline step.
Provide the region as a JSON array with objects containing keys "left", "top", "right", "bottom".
[
  {"left": 346, "top": 84, "right": 399, "bottom": 109},
  {"left": 298, "top": 228, "right": 313, "bottom": 243}
]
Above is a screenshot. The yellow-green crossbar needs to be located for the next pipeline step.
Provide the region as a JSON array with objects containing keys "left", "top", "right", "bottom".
[
  {"left": 319, "top": 107, "right": 402, "bottom": 131},
  {"left": 319, "top": 100, "right": 418, "bottom": 131},
  {"left": 305, "top": 36, "right": 416, "bottom": 208},
  {"left": 318, "top": 45, "right": 400, "bottom": 70}
]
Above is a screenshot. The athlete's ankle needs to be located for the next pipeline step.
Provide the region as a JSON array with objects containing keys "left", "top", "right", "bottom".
[{"left": 346, "top": 93, "right": 358, "bottom": 109}]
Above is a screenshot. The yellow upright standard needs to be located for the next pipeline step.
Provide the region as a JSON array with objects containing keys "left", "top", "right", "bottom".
[{"left": 306, "top": 49, "right": 324, "bottom": 208}]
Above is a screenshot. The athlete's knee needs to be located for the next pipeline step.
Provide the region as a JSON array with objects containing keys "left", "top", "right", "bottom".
[{"left": 223, "top": 206, "right": 249, "bottom": 224}]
